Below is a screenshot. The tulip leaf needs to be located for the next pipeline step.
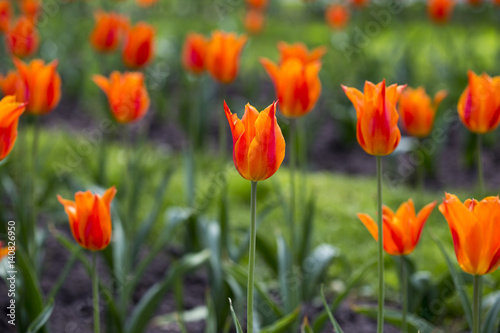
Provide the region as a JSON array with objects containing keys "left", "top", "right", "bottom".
[
  {"left": 47, "top": 247, "right": 81, "bottom": 300},
  {"left": 298, "top": 194, "right": 316, "bottom": 265},
  {"left": 482, "top": 291, "right": 500, "bottom": 333},
  {"left": 277, "top": 234, "right": 298, "bottom": 313},
  {"left": 302, "top": 244, "right": 341, "bottom": 301},
  {"left": 151, "top": 306, "right": 208, "bottom": 328},
  {"left": 26, "top": 298, "right": 55, "bottom": 333},
  {"left": 320, "top": 285, "right": 345, "bottom": 333},
  {"left": 229, "top": 298, "right": 244, "bottom": 333},
  {"left": 301, "top": 317, "right": 314, "bottom": 333},
  {"left": 259, "top": 307, "right": 301, "bottom": 333}
]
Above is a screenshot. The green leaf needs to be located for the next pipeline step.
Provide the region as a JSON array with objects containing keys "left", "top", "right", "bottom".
[
  {"left": 152, "top": 306, "right": 208, "bottom": 328},
  {"left": 277, "top": 234, "right": 298, "bottom": 313},
  {"left": 259, "top": 307, "right": 301, "bottom": 333},
  {"left": 229, "top": 298, "right": 244, "bottom": 333},
  {"left": 298, "top": 195, "right": 315, "bottom": 265},
  {"left": 482, "top": 291, "right": 500, "bottom": 333},
  {"left": 47, "top": 247, "right": 81, "bottom": 300},
  {"left": 301, "top": 317, "right": 314, "bottom": 333},
  {"left": 26, "top": 298, "right": 55, "bottom": 333},
  {"left": 320, "top": 285, "right": 344, "bottom": 333},
  {"left": 302, "top": 244, "right": 340, "bottom": 301}
]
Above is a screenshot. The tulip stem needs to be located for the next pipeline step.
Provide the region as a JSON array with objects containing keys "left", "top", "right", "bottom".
[
  {"left": 376, "top": 156, "right": 384, "bottom": 333},
  {"left": 473, "top": 275, "right": 481, "bottom": 333},
  {"left": 31, "top": 117, "right": 40, "bottom": 261},
  {"left": 476, "top": 134, "right": 484, "bottom": 196},
  {"left": 401, "top": 256, "right": 408, "bottom": 333},
  {"left": 92, "top": 252, "right": 100, "bottom": 333},
  {"left": 219, "top": 85, "right": 228, "bottom": 159},
  {"left": 289, "top": 119, "right": 297, "bottom": 250},
  {"left": 247, "top": 181, "right": 258, "bottom": 333}
]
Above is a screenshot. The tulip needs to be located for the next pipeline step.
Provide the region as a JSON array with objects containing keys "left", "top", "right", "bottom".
[
  {"left": 351, "top": 0, "right": 369, "bottom": 7},
  {"left": 136, "top": 0, "right": 159, "bottom": 7},
  {"left": 0, "top": 95, "right": 25, "bottom": 161},
  {"left": 399, "top": 87, "right": 447, "bottom": 138},
  {"left": 260, "top": 57, "right": 321, "bottom": 118},
  {"left": 457, "top": 70, "right": 500, "bottom": 134},
  {"left": 5, "top": 16, "right": 39, "bottom": 58},
  {"left": 13, "top": 58, "right": 62, "bottom": 115},
  {"left": 0, "top": 71, "right": 19, "bottom": 96},
  {"left": 122, "top": 22, "right": 155, "bottom": 69},
  {"left": 0, "top": 242, "right": 9, "bottom": 259},
  {"left": 342, "top": 80, "right": 405, "bottom": 156},
  {"left": 21, "top": 0, "right": 41, "bottom": 23},
  {"left": 244, "top": 9, "right": 266, "bottom": 35},
  {"left": 205, "top": 30, "right": 247, "bottom": 84},
  {"left": 277, "top": 41, "right": 326, "bottom": 65},
  {"left": 467, "top": 0, "right": 481, "bottom": 5},
  {"left": 325, "top": 4, "right": 350, "bottom": 30},
  {"left": 358, "top": 200, "right": 436, "bottom": 256},
  {"left": 0, "top": 0, "right": 11, "bottom": 33},
  {"left": 428, "top": 0, "right": 455, "bottom": 23},
  {"left": 181, "top": 33, "right": 208, "bottom": 75},
  {"left": 224, "top": 101, "right": 285, "bottom": 181},
  {"left": 90, "top": 11, "right": 129, "bottom": 53},
  {"left": 246, "top": 0, "right": 267, "bottom": 9},
  {"left": 93, "top": 71, "right": 150, "bottom": 124}
]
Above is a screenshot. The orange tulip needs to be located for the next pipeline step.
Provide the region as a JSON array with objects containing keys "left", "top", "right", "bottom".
[
  {"left": 244, "top": 9, "right": 266, "bottom": 35},
  {"left": 136, "top": 0, "right": 159, "bottom": 7},
  {"left": 0, "top": 71, "right": 19, "bottom": 96},
  {"left": 5, "top": 16, "right": 39, "bottom": 58},
  {"left": 494, "top": 0, "right": 500, "bottom": 6},
  {"left": 90, "top": 11, "right": 129, "bottom": 53},
  {"left": 467, "top": 0, "right": 481, "bottom": 5},
  {"left": 358, "top": 199, "right": 436, "bottom": 256},
  {"left": 246, "top": 0, "right": 268, "bottom": 9},
  {"left": 342, "top": 80, "right": 405, "bottom": 156},
  {"left": 439, "top": 193, "right": 500, "bottom": 275},
  {"left": 260, "top": 57, "right": 321, "bottom": 118},
  {"left": 181, "top": 33, "right": 208, "bottom": 75},
  {"left": 325, "top": 4, "right": 350, "bottom": 30},
  {"left": 351, "top": 0, "right": 369, "bottom": 7},
  {"left": 20, "top": 0, "right": 41, "bottom": 23},
  {"left": 0, "top": 242, "right": 9, "bottom": 259},
  {"left": 277, "top": 42, "right": 326, "bottom": 65},
  {"left": 13, "top": 58, "right": 61, "bottom": 115},
  {"left": 428, "top": 0, "right": 454, "bottom": 23},
  {"left": 0, "top": 0, "right": 11, "bottom": 33},
  {"left": 0, "top": 96, "right": 25, "bottom": 161},
  {"left": 399, "top": 87, "right": 447, "bottom": 138},
  {"left": 93, "top": 71, "right": 150, "bottom": 124},
  {"left": 457, "top": 70, "right": 500, "bottom": 134},
  {"left": 122, "top": 22, "right": 155, "bottom": 69},
  {"left": 58, "top": 187, "right": 117, "bottom": 251},
  {"left": 224, "top": 101, "right": 285, "bottom": 181},
  {"left": 205, "top": 30, "right": 247, "bottom": 84}
]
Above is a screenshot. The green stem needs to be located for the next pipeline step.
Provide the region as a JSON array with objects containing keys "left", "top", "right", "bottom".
[
  {"left": 416, "top": 139, "right": 424, "bottom": 204},
  {"left": 376, "top": 156, "right": 384, "bottom": 333},
  {"left": 401, "top": 256, "right": 408, "bottom": 333},
  {"left": 476, "top": 134, "right": 484, "bottom": 196},
  {"left": 31, "top": 117, "right": 40, "bottom": 260},
  {"left": 289, "top": 119, "right": 297, "bottom": 249},
  {"left": 219, "top": 84, "right": 227, "bottom": 159},
  {"left": 92, "top": 252, "right": 100, "bottom": 333},
  {"left": 247, "top": 181, "right": 258, "bottom": 333},
  {"left": 473, "top": 275, "right": 481, "bottom": 333}
]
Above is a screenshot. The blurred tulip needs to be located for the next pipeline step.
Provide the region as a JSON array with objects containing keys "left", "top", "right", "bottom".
[
  {"left": 439, "top": 193, "right": 500, "bottom": 275},
  {"left": 93, "top": 71, "right": 150, "bottom": 123},
  {"left": 21, "top": 0, "right": 41, "bottom": 23},
  {"left": 0, "top": 0, "right": 11, "bottom": 33},
  {"left": 181, "top": 33, "right": 208, "bottom": 75},
  {"left": 0, "top": 242, "right": 9, "bottom": 259},
  {"left": 136, "top": 0, "right": 159, "bottom": 7},
  {"left": 0, "top": 95, "right": 25, "bottom": 161},
  {"left": 277, "top": 41, "right": 326, "bottom": 65},
  {"left": 325, "top": 4, "right": 350, "bottom": 30},
  {"left": 58, "top": 187, "right": 117, "bottom": 251},
  {"left": 0, "top": 71, "right": 19, "bottom": 96},
  {"left": 245, "top": 9, "right": 266, "bottom": 35},
  {"left": 13, "top": 58, "right": 61, "bottom": 115},
  {"left": 122, "top": 22, "right": 155, "bottom": 68},
  {"left": 90, "top": 11, "right": 129, "bottom": 53},
  {"left": 467, "top": 0, "right": 481, "bottom": 5},
  {"left": 224, "top": 101, "right": 285, "bottom": 181},
  {"left": 457, "top": 70, "right": 500, "bottom": 134},
  {"left": 342, "top": 80, "right": 405, "bottom": 156},
  {"left": 246, "top": 0, "right": 267, "bottom": 9},
  {"left": 428, "top": 0, "right": 454, "bottom": 23},
  {"left": 205, "top": 30, "right": 247, "bottom": 84},
  {"left": 260, "top": 57, "right": 321, "bottom": 118},
  {"left": 351, "top": 0, "right": 369, "bottom": 7},
  {"left": 358, "top": 200, "right": 436, "bottom": 256},
  {"left": 5, "top": 16, "right": 39, "bottom": 58},
  {"left": 399, "top": 87, "right": 447, "bottom": 138}
]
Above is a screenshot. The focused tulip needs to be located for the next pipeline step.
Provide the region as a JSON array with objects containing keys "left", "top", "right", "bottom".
[
  {"left": 93, "top": 71, "right": 150, "bottom": 123},
  {"left": 246, "top": 0, "right": 268, "bottom": 9},
  {"left": 439, "top": 193, "right": 500, "bottom": 275},
  {"left": 21, "top": 0, "right": 41, "bottom": 23},
  {"left": 90, "top": 11, "right": 128, "bottom": 53},
  {"left": 13, "top": 58, "right": 61, "bottom": 115},
  {"left": 224, "top": 101, "right": 285, "bottom": 181},
  {"left": 277, "top": 41, "right": 326, "bottom": 65},
  {"left": 261, "top": 57, "right": 321, "bottom": 118},
  {"left": 399, "top": 87, "right": 447, "bottom": 138},
  {"left": 181, "top": 33, "right": 208, "bottom": 75},
  {"left": 428, "top": 0, "right": 455, "bottom": 23},
  {"left": 325, "top": 4, "right": 350, "bottom": 30},
  {"left": 358, "top": 200, "right": 436, "bottom": 256},
  {"left": 122, "top": 22, "right": 155, "bottom": 68},
  {"left": 457, "top": 70, "right": 500, "bottom": 134},
  {"left": 0, "top": 96, "right": 25, "bottom": 161},
  {"left": 342, "top": 80, "right": 405, "bottom": 156},
  {"left": 205, "top": 30, "right": 247, "bottom": 84},
  {"left": 244, "top": 9, "right": 265, "bottom": 35},
  {"left": 0, "top": 71, "right": 19, "bottom": 96},
  {"left": 5, "top": 17, "right": 39, "bottom": 58},
  {"left": 0, "top": 0, "right": 11, "bottom": 33},
  {"left": 58, "top": 187, "right": 117, "bottom": 251}
]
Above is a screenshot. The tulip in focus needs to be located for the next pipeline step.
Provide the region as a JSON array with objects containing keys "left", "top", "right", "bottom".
[
  {"left": 93, "top": 71, "right": 150, "bottom": 124},
  {"left": 224, "top": 101, "right": 285, "bottom": 181},
  {"left": 457, "top": 70, "right": 500, "bottom": 134},
  {"left": 90, "top": 11, "right": 129, "bottom": 53},
  {"left": 0, "top": 71, "right": 19, "bottom": 96},
  {"left": 181, "top": 33, "right": 208, "bottom": 75},
  {"left": 0, "top": 95, "right": 25, "bottom": 161},
  {"left": 205, "top": 30, "right": 247, "bottom": 84},
  {"left": 246, "top": 0, "right": 268, "bottom": 9},
  {"left": 5, "top": 17, "right": 39, "bottom": 58},
  {"left": 122, "top": 22, "right": 155, "bottom": 69},
  {"left": 439, "top": 193, "right": 500, "bottom": 275},
  {"left": 245, "top": 9, "right": 266, "bottom": 35},
  {"left": 428, "top": 0, "right": 455, "bottom": 23},
  {"left": 21, "top": 0, "right": 41, "bottom": 23},
  {"left": 358, "top": 199, "right": 436, "bottom": 256},
  {"left": 325, "top": 4, "right": 350, "bottom": 30},
  {"left": 0, "top": 0, "right": 11, "bottom": 33},
  {"left": 58, "top": 187, "right": 117, "bottom": 251},
  {"left": 399, "top": 87, "right": 447, "bottom": 138},
  {"left": 277, "top": 41, "right": 326, "bottom": 65},
  {"left": 14, "top": 58, "right": 61, "bottom": 115},
  {"left": 342, "top": 80, "right": 406, "bottom": 156}
]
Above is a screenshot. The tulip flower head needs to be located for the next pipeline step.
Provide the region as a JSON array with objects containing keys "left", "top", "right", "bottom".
[
  {"left": 58, "top": 187, "right": 117, "bottom": 251},
  {"left": 181, "top": 33, "right": 208, "bottom": 75},
  {"left": 93, "top": 71, "right": 150, "bottom": 124},
  {"left": 342, "top": 80, "right": 406, "bottom": 156},
  {"left": 246, "top": 0, "right": 268, "bottom": 9},
  {"left": 205, "top": 30, "right": 247, "bottom": 84},
  {"left": 351, "top": 0, "right": 369, "bottom": 7},
  {"left": 399, "top": 87, "right": 447, "bottom": 138},
  {"left": 277, "top": 41, "right": 326, "bottom": 65},
  {"left": 5, "top": 16, "right": 39, "bottom": 58},
  {"left": 325, "top": 4, "right": 350, "bottom": 30},
  {"left": 90, "top": 11, "right": 129, "bottom": 53},
  {"left": 428, "top": 0, "right": 455, "bottom": 23},
  {"left": 0, "top": 71, "right": 19, "bottom": 96},
  {"left": 0, "top": 0, "right": 11, "bottom": 33},
  {"left": 225, "top": 101, "right": 285, "bottom": 181},
  {"left": 13, "top": 58, "right": 62, "bottom": 115},
  {"left": 358, "top": 199, "right": 436, "bottom": 256},
  {"left": 20, "top": 0, "right": 41, "bottom": 23},
  {"left": 439, "top": 193, "right": 500, "bottom": 275},
  {"left": 457, "top": 70, "right": 500, "bottom": 134},
  {"left": 136, "top": 0, "right": 159, "bottom": 7},
  {"left": 244, "top": 9, "right": 266, "bottom": 35},
  {"left": 122, "top": 22, "right": 155, "bottom": 69},
  {"left": 0, "top": 96, "right": 25, "bottom": 161}
]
